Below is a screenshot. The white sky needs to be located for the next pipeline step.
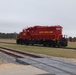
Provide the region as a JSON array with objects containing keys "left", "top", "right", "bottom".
[{"left": 0, "top": 0, "right": 76, "bottom": 37}]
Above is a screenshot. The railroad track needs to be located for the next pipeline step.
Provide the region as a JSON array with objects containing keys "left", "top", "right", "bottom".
[
  {"left": 0, "top": 42, "right": 76, "bottom": 50},
  {"left": 16, "top": 57, "right": 76, "bottom": 75},
  {"left": 0, "top": 46, "right": 76, "bottom": 75},
  {"left": 0, "top": 47, "right": 42, "bottom": 58}
]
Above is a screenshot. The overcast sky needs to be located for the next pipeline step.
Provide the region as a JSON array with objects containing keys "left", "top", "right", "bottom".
[{"left": 0, "top": 0, "right": 76, "bottom": 37}]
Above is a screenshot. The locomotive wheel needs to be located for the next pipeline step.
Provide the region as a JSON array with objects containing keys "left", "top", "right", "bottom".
[
  {"left": 31, "top": 43, "right": 34, "bottom": 45},
  {"left": 51, "top": 41, "right": 56, "bottom": 47},
  {"left": 58, "top": 44, "right": 61, "bottom": 48},
  {"left": 43, "top": 41, "right": 47, "bottom": 47},
  {"left": 16, "top": 39, "right": 22, "bottom": 44},
  {"left": 57, "top": 42, "right": 66, "bottom": 48},
  {"left": 21, "top": 39, "right": 25, "bottom": 45},
  {"left": 16, "top": 39, "right": 19, "bottom": 44},
  {"left": 30, "top": 40, "right": 34, "bottom": 45},
  {"left": 25, "top": 39, "right": 30, "bottom": 45},
  {"left": 43, "top": 43, "right": 46, "bottom": 47}
]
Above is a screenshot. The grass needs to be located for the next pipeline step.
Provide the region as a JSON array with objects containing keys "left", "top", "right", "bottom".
[
  {"left": 0, "top": 39, "right": 76, "bottom": 58},
  {"left": 0, "top": 39, "right": 16, "bottom": 43},
  {"left": 68, "top": 42, "right": 76, "bottom": 48}
]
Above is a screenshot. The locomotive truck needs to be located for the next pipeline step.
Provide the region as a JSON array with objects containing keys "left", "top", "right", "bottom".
[{"left": 16, "top": 25, "right": 68, "bottom": 47}]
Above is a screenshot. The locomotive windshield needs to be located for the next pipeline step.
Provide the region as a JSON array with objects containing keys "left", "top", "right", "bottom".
[{"left": 23, "top": 30, "right": 26, "bottom": 32}]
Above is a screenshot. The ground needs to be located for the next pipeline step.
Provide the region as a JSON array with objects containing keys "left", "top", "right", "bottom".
[{"left": 0, "top": 62, "right": 48, "bottom": 75}]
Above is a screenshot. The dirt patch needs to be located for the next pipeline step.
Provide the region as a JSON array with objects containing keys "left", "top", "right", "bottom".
[
  {"left": 0, "top": 63, "right": 24, "bottom": 69},
  {"left": 0, "top": 63, "right": 48, "bottom": 75},
  {"left": 0, "top": 62, "right": 7, "bottom": 65},
  {"left": 65, "top": 58, "right": 76, "bottom": 62}
]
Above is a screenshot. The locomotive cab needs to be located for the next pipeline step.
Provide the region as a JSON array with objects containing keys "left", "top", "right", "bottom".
[{"left": 16, "top": 29, "right": 27, "bottom": 45}]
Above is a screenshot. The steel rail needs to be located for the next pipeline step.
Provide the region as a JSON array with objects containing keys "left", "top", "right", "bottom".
[{"left": 0, "top": 47, "right": 43, "bottom": 58}]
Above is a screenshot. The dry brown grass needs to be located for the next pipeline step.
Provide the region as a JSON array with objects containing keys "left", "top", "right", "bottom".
[
  {"left": 0, "top": 39, "right": 16, "bottom": 43},
  {"left": 68, "top": 41, "right": 76, "bottom": 48}
]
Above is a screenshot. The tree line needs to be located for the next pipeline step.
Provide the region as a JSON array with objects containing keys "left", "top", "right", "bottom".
[
  {"left": 68, "top": 37, "right": 76, "bottom": 42},
  {"left": 0, "top": 32, "right": 18, "bottom": 39}
]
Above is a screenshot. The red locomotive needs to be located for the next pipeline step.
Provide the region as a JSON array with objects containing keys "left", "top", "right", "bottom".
[{"left": 16, "top": 25, "right": 68, "bottom": 47}]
